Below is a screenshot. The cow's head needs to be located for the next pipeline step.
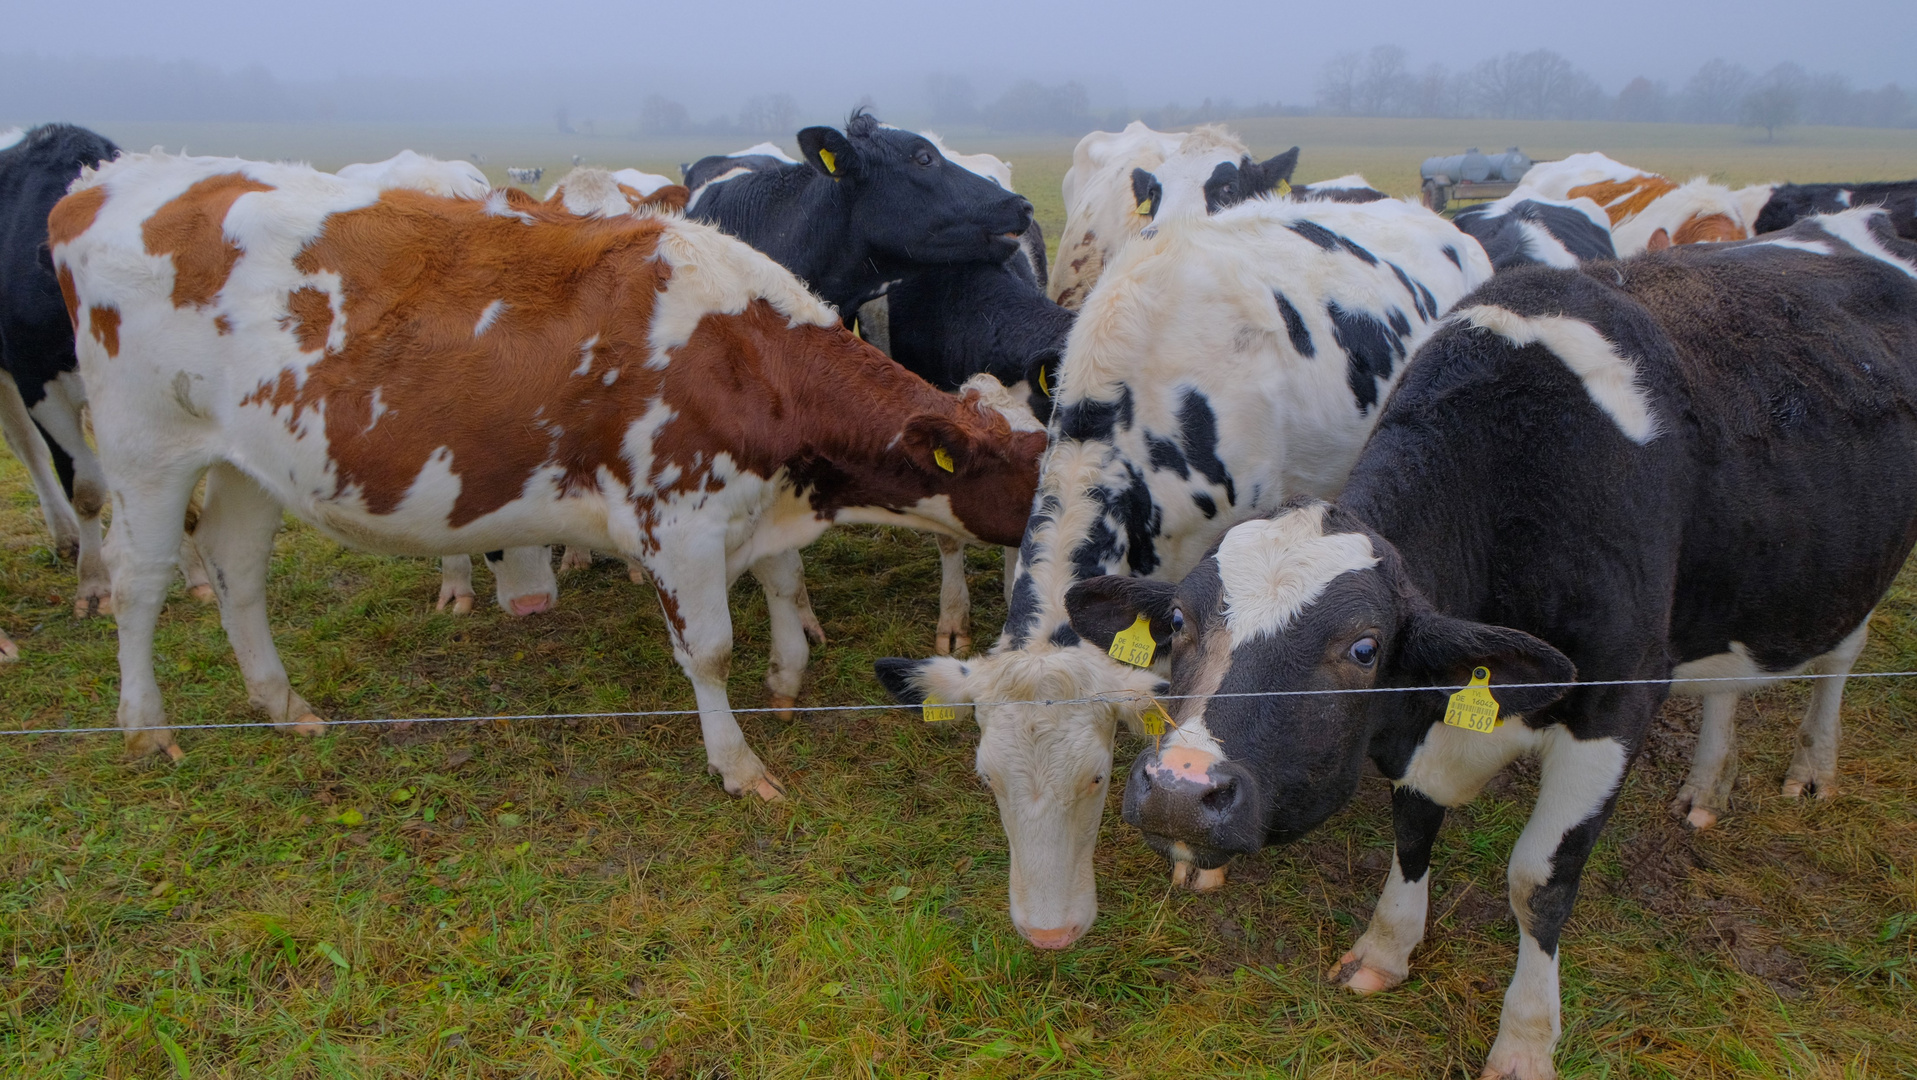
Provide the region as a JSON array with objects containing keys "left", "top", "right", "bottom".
[
  {"left": 798, "top": 111, "right": 1033, "bottom": 265},
  {"left": 875, "top": 645, "right": 1167, "bottom": 950},
  {"left": 887, "top": 375, "right": 1050, "bottom": 547},
  {"left": 1144, "top": 146, "right": 1300, "bottom": 222},
  {"left": 1065, "top": 501, "right": 1573, "bottom": 870}
]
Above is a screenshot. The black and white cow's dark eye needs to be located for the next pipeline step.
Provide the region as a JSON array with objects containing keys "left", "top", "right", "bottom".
[
  {"left": 1170, "top": 609, "right": 1185, "bottom": 633},
  {"left": 915, "top": 150, "right": 935, "bottom": 167},
  {"left": 1349, "top": 637, "right": 1379, "bottom": 667}
]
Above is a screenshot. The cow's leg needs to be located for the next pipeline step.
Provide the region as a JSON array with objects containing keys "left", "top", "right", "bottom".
[
  {"left": 177, "top": 535, "right": 216, "bottom": 604},
  {"left": 195, "top": 463, "right": 322, "bottom": 735},
  {"left": 104, "top": 462, "right": 203, "bottom": 760},
  {"left": 31, "top": 378, "right": 112, "bottom": 616},
  {"left": 0, "top": 373, "right": 79, "bottom": 556},
  {"left": 436, "top": 555, "right": 476, "bottom": 614},
  {"left": 933, "top": 534, "right": 971, "bottom": 656},
  {"left": 1483, "top": 728, "right": 1630, "bottom": 1080},
  {"left": 558, "top": 545, "right": 594, "bottom": 573},
  {"left": 485, "top": 547, "right": 557, "bottom": 616},
  {"left": 1331, "top": 786, "right": 1446, "bottom": 993},
  {"left": 1670, "top": 692, "right": 1738, "bottom": 829},
  {"left": 644, "top": 541, "right": 783, "bottom": 801},
  {"left": 1784, "top": 615, "right": 1869, "bottom": 800},
  {"left": 750, "top": 548, "right": 812, "bottom": 719},
  {"left": 624, "top": 556, "right": 647, "bottom": 583}
]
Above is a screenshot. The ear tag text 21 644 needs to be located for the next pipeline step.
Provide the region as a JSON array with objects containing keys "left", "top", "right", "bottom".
[
  {"left": 1108, "top": 614, "right": 1157, "bottom": 668},
  {"left": 921, "top": 695, "right": 959, "bottom": 723},
  {"left": 1443, "top": 667, "right": 1501, "bottom": 734}
]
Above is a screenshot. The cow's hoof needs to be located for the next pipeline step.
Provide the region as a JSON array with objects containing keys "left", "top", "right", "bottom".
[
  {"left": 750, "top": 773, "right": 787, "bottom": 802},
  {"left": 768, "top": 694, "right": 796, "bottom": 721},
  {"left": 625, "top": 560, "right": 647, "bottom": 584},
  {"left": 126, "top": 729, "right": 181, "bottom": 761},
  {"left": 508, "top": 593, "right": 554, "bottom": 617},
  {"left": 187, "top": 583, "right": 218, "bottom": 605},
  {"left": 1669, "top": 787, "right": 1722, "bottom": 830},
  {"left": 1480, "top": 1044, "right": 1557, "bottom": 1080},
  {"left": 800, "top": 613, "right": 826, "bottom": 646},
  {"left": 934, "top": 631, "right": 972, "bottom": 657},
  {"left": 0, "top": 634, "right": 18, "bottom": 663},
  {"left": 1327, "top": 952, "right": 1404, "bottom": 994},
  {"left": 74, "top": 590, "right": 113, "bottom": 618},
  {"left": 1191, "top": 865, "right": 1227, "bottom": 892},
  {"left": 286, "top": 714, "right": 326, "bottom": 736},
  {"left": 56, "top": 538, "right": 79, "bottom": 563},
  {"left": 558, "top": 546, "right": 594, "bottom": 573},
  {"left": 1782, "top": 775, "right": 1836, "bottom": 800}
]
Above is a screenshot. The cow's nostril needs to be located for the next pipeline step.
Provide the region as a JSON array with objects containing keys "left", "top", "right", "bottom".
[{"left": 1201, "top": 777, "right": 1237, "bottom": 814}]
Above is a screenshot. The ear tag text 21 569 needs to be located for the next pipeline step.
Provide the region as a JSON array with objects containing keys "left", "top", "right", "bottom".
[
  {"left": 921, "top": 695, "right": 959, "bottom": 723},
  {"left": 1443, "top": 667, "right": 1500, "bottom": 734},
  {"left": 1108, "top": 614, "right": 1156, "bottom": 668}
]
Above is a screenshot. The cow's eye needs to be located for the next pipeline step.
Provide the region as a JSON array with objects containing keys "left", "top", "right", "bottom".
[
  {"left": 1170, "top": 609, "right": 1185, "bottom": 633},
  {"left": 1349, "top": 637, "right": 1378, "bottom": 667},
  {"left": 915, "top": 150, "right": 934, "bottom": 167}
]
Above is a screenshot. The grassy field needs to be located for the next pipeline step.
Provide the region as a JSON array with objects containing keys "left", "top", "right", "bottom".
[{"left": 2, "top": 119, "right": 1916, "bottom": 1078}]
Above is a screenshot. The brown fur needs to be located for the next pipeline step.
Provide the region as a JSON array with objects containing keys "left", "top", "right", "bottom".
[
  {"left": 47, "top": 185, "right": 105, "bottom": 247},
  {"left": 228, "top": 189, "right": 1041, "bottom": 540},
  {"left": 141, "top": 173, "right": 276, "bottom": 309},
  {"left": 1673, "top": 213, "right": 1744, "bottom": 245},
  {"left": 280, "top": 287, "right": 333, "bottom": 352},
  {"left": 1568, "top": 176, "right": 1679, "bottom": 224},
  {"left": 625, "top": 183, "right": 690, "bottom": 214},
  {"left": 87, "top": 305, "right": 120, "bottom": 357}
]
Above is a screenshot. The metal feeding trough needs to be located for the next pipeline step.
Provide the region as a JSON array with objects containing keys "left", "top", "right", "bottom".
[{"left": 1419, "top": 147, "right": 1534, "bottom": 212}]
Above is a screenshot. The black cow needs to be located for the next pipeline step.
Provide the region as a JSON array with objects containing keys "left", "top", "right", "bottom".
[
  {"left": 1752, "top": 180, "right": 1917, "bottom": 235},
  {"left": 684, "top": 110, "right": 1034, "bottom": 316},
  {"left": 0, "top": 123, "right": 129, "bottom": 619},
  {"left": 1064, "top": 207, "right": 1917, "bottom": 1079},
  {"left": 1454, "top": 195, "right": 1618, "bottom": 270}
]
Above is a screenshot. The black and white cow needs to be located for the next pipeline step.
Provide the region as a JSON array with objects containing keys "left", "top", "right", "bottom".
[
  {"left": 1064, "top": 206, "right": 1917, "bottom": 1079},
  {"left": 1453, "top": 192, "right": 1618, "bottom": 270},
  {"left": 876, "top": 195, "right": 1492, "bottom": 948},
  {"left": 685, "top": 110, "right": 1033, "bottom": 318},
  {"left": 1749, "top": 179, "right": 1917, "bottom": 236}
]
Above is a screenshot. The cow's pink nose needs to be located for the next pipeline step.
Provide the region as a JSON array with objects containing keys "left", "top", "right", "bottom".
[
  {"left": 1022, "top": 925, "right": 1083, "bottom": 950},
  {"left": 509, "top": 593, "right": 554, "bottom": 616}
]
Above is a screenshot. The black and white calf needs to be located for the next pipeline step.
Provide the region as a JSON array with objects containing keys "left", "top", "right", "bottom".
[
  {"left": 1067, "top": 207, "right": 1917, "bottom": 1079},
  {"left": 685, "top": 110, "right": 1033, "bottom": 318},
  {"left": 877, "top": 195, "right": 1492, "bottom": 948},
  {"left": 1749, "top": 179, "right": 1917, "bottom": 236},
  {"left": 1453, "top": 192, "right": 1617, "bottom": 270}
]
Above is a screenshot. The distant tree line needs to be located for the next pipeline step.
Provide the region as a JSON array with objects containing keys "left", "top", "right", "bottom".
[
  {"left": 1314, "top": 46, "right": 1913, "bottom": 136},
  {"left": 634, "top": 92, "right": 799, "bottom": 138}
]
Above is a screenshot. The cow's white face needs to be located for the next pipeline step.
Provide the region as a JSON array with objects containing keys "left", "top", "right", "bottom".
[{"left": 883, "top": 647, "right": 1163, "bottom": 949}]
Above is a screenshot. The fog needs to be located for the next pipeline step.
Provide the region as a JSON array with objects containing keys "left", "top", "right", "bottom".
[{"left": 4, "top": 0, "right": 1913, "bottom": 128}]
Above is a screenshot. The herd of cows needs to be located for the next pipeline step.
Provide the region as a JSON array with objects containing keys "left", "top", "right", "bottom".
[{"left": 4, "top": 112, "right": 1917, "bottom": 1077}]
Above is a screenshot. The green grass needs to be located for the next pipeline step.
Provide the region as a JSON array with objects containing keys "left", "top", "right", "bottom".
[{"left": 3, "top": 119, "right": 1917, "bottom": 1076}]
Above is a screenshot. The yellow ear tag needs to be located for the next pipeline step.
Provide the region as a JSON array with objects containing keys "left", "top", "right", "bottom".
[
  {"left": 1276, "top": 178, "right": 1292, "bottom": 195},
  {"left": 819, "top": 148, "right": 837, "bottom": 174},
  {"left": 933, "top": 447, "right": 955, "bottom": 473},
  {"left": 1443, "top": 666, "right": 1501, "bottom": 733},
  {"left": 851, "top": 317, "right": 862, "bottom": 340},
  {"left": 1036, "top": 366, "right": 1050, "bottom": 396},
  {"left": 1108, "top": 613, "right": 1157, "bottom": 668},
  {"left": 1135, "top": 199, "right": 1153, "bottom": 216},
  {"left": 1140, "top": 698, "right": 1171, "bottom": 738},
  {"left": 921, "top": 695, "right": 959, "bottom": 723}
]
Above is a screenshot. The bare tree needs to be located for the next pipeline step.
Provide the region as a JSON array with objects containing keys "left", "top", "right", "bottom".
[
  {"left": 639, "top": 94, "right": 688, "bottom": 135},
  {"left": 1681, "top": 58, "right": 1752, "bottom": 123},
  {"left": 1414, "top": 63, "right": 1462, "bottom": 118},
  {"left": 1742, "top": 70, "right": 1802, "bottom": 140},
  {"left": 1354, "top": 45, "right": 1415, "bottom": 116},
  {"left": 1615, "top": 76, "right": 1671, "bottom": 122},
  {"left": 984, "top": 80, "right": 1091, "bottom": 133},
  {"left": 1469, "top": 50, "right": 1608, "bottom": 119},
  {"left": 1316, "top": 52, "right": 1362, "bottom": 115},
  {"left": 738, "top": 93, "right": 798, "bottom": 137},
  {"left": 925, "top": 73, "right": 977, "bottom": 124}
]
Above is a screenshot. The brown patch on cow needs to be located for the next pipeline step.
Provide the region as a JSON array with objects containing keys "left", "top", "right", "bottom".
[
  {"left": 1673, "top": 213, "right": 1745, "bottom": 245},
  {"left": 280, "top": 287, "right": 333, "bottom": 352},
  {"left": 623, "top": 183, "right": 690, "bottom": 214},
  {"left": 1568, "top": 176, "right": 1679, "bottom": 224},
  {"left": 214, "top": 315, "right": 234, "bottom": 335},
  {"left": 88, "top": 305, "right": 121, "bottom": 357},
  {"left": 47, "top": 186, "right": 106, "bottom": 247},
  {"left": 142, "top": 172, "right": 276, "bottom": 309},
  {"left": 239, "top": 188, "right": 1042, "bottom": 540},
  {"left": 56, "top": 266, "right": 81, "bottom": 330}
]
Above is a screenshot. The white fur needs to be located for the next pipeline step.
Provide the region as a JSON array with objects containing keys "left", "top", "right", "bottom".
[
  {"left": 0, "top": 128, "right": 26, "bottom": 152},
  {"left": 544, "top": 166, "right": 676, "bottom": 217},
  {"left": 1469, "top": 191, "right": 1613, "bottom": 269},
  {"left": 336, "top": 151, "right": 488, "bottom": 200},
  {"left": 1217, "top": 504, "right": 1377, "bottom": 646},
  {"left": 473, "top": 299, "right": 506, "bottom": 336},
  {"left": 1453, "top": 306, "right": 1660, "bottom": 444},
  {"left": 1813, "top": 207, "right": 1917, "bottom": 279}
]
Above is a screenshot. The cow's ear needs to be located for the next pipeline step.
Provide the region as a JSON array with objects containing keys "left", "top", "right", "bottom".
[
  {"left": 1025, "top": 350, "right": 1062, "bottom": 402},
  {"left": 901, "top": 414, "right": 973, "bottom": 476},
  {"left": 1247, "top": 146, "right": 1300, "bottom": 193},
  {"left": 1398, "top": 609, "right": 1576, "bottom": 717},
  {"left": 1130, "top": 168, "right": 1162, "bottom": 217},
  {"left": 1647, "top": 228, "right": 1673, "bottom": 252},
  {"left": 1065, "top": 576, "right": 1179, "bottom": 652},
  {"left": 638, "top": 185, "right": 690, "bottom": 213},
  {"left": 799, "top": 127, "right": 858, "bottom": 179}
]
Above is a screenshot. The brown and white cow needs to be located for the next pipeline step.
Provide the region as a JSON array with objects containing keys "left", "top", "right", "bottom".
[
  {"left": 545, "top": 166, "right": 689, "bottom": 218},
  {"left": 51, "top": 153, "right": 1046, "bottom": 798},
  {"left": 1513, "top": 152, "right": 1757, "bottom": 255}
]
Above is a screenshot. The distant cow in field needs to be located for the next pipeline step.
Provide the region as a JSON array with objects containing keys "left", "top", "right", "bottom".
[
  {"left": 51, "top": 152, "right": 1046, "bottom": 802},
  {"left": 877, "top": 194, "right": 1493, "bottom": 948},
  {"left": 505, "top": 166, "right": 543, "bottom": 185},
  {"left": 1515, "top": 152, "right": 1757, "bottom": 254},
  {"left": 1069, "top": 206, "right": 1917, "bottom": 1079},
  {"left": 1050, "top": 122, "right": 1297, "bottom": 309},
  {"left": 1454, "top": 191, "right": 1617, "bottom": 270}
]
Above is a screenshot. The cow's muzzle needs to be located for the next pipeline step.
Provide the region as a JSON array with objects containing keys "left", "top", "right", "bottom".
[{"left": 1122, "top": 744, "right": 1265, "bottom": 859}]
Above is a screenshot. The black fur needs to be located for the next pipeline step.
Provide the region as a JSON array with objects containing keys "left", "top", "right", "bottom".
[
  {"left": 1454, "top": 198, "right": 1618, "bottom": 271},
  {"left": 1752, "top": 180, "right": 1917, "bottom": 236}
]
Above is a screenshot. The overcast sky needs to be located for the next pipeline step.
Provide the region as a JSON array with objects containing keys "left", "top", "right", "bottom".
[{"left": 9, "top": 0, "right": 1913, "bottom": 111}]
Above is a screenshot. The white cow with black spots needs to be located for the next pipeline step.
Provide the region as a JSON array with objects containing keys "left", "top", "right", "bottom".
[
  {"left": 877, "top": 194, "right": 1492, "bottom": 947},
  {"left": 1064, "top": 206, "right": 1917, "bottom": 1079}
]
